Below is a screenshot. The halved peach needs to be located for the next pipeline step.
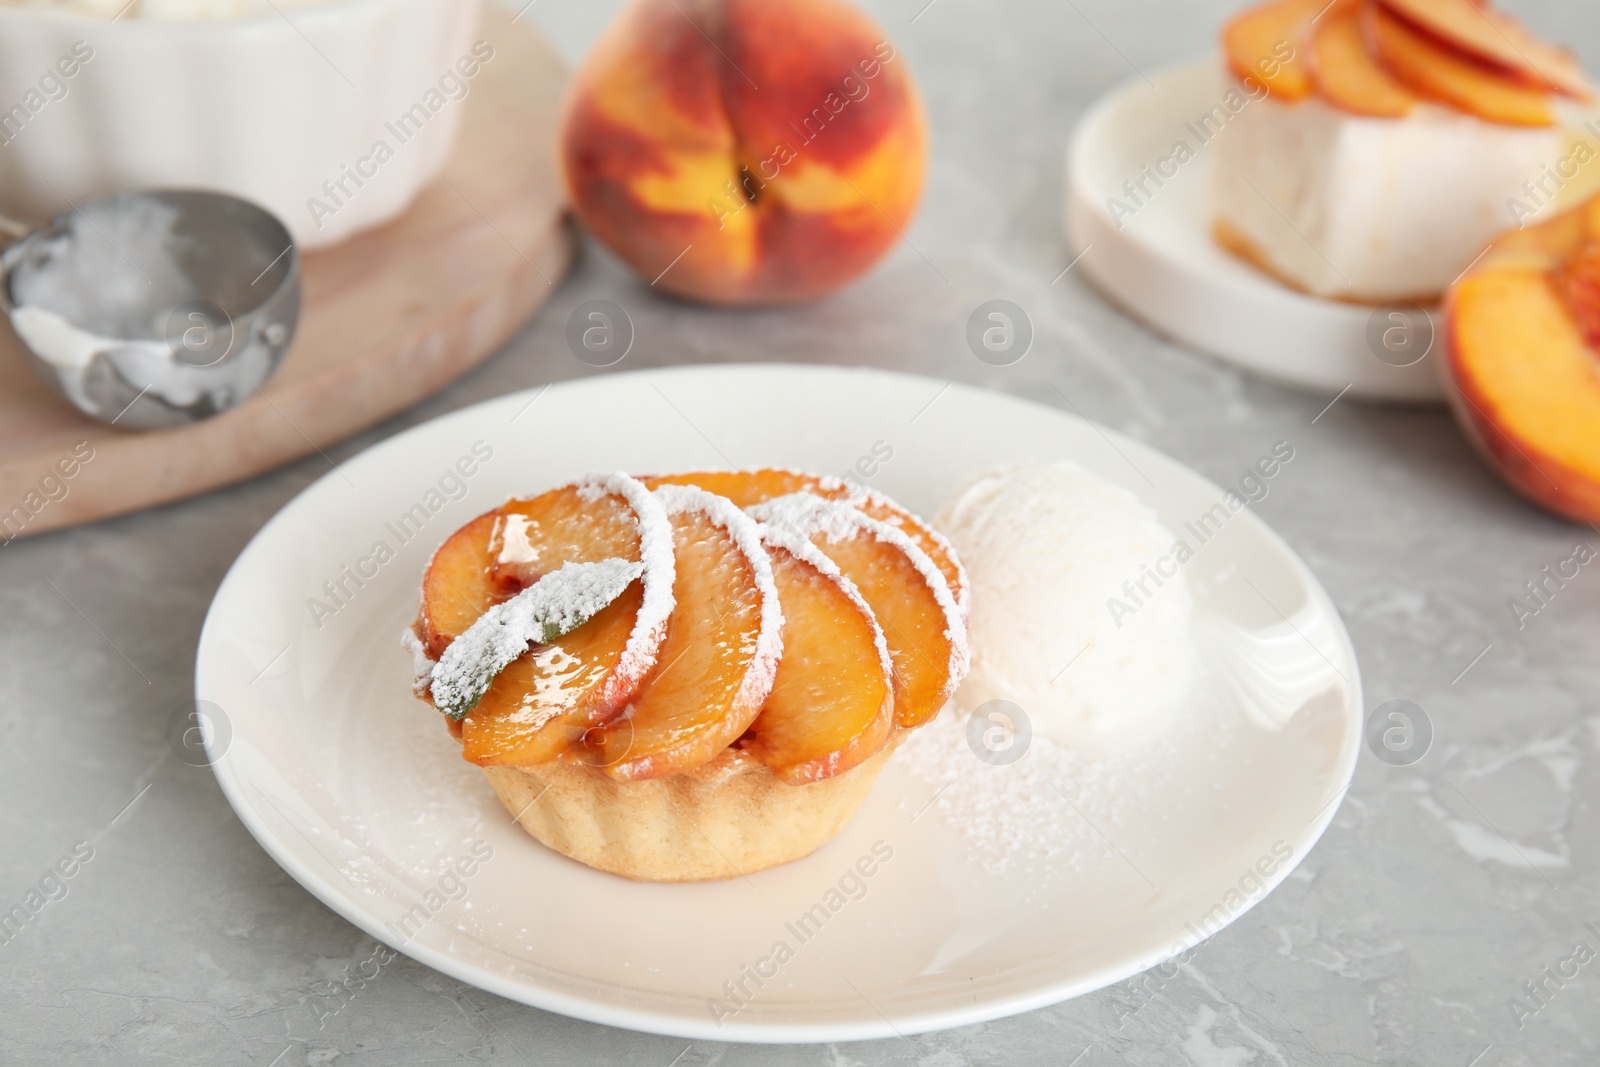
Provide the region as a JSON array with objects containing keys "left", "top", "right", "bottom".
[
  {"left": 1311, "top": 2, "right": 1416, "bottom": 117},
  {"left": 645, "top": 468, "right": 968, "bottom": 614},
  {"left": 1367, "top": 3, "right": 1556, "bottom": 126},
  {"left": 1378, "top": 0, "right": 1592, "bottom": 100},
  {"left": 1444, "top": 194, "right": 1600, "bottom": 522},
  {"left": 742, "top": 534, "right": 893, "bottom": 783},
  {"left": 1222, "top": 0, "right": 1324, "bottom": 102},
  {"left": 749, "top": 493, "right": 965, "bottom": 729},
  {"left": 427, "top": 476, "right": 674, "bottom": 767},
  {"left": 586, "top": 486, "right": 781, "bottom": 780},
  {"left": 1559, "top": 241, "right": 1600, "bottom": 350}
]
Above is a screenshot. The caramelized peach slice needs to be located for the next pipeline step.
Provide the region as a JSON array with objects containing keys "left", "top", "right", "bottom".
[
  {"left": 437, "top": 474, "right": 675, "bottom": 767},
  {"left": 1367, "top": 3, "right": 1556, "bottom": 126},
  {"left": 749, "top": 493, "right": 966, "bottom": 729},
  {"left": 1378, "top": 0, "right": 1592, "bottom": 100},
  {"left": 587, "top": 486, "right": 782, "bottom": 780},
  {"left": 644, "top": 468, "right": 813, "bottom": 507},
  {"left": 420, "top": 483, "right": 643, "bottom": 657},
  {"left": 1310, "top": 3, "right": 1416, "bottom": 117},
  {"left": 645, "top": 468, "right": 969, "bottom": 614},
  {"left": 1444, "top": 198, "right": 1600, "bottom": 522},
  {"left": 742, "top": 533, "right": 894, "bottom": 784},
  {"left": 1222, "top": 0, "right": 1323, "bottom": 102},
  {"left": 418, "top": 511, "right": 503, "bottom": 659},
  {"left": 460, "top": 585, "right": 647, "bottom": 766}
]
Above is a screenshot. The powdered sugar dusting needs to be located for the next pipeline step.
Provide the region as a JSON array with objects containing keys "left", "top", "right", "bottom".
[
  {"left": 748, "top": 489, "right": 869, "bottom": 545},
  {"left": 860, "top": 486, "right": 972, "bottom": 617},
  {"left": 749, "top": 492, "right": 969, "bottom": 686},
  {"left": 652, "top": 483, "right": 785, "bottom": 707},
  {"left": 400, "top": 625, "right": 435, "bottom": 698},
  {"left": 755, "top": 467, "right": 970, "bottom": 616},
  {"left": 757, "top": 521, "right": 893, "bottom": 685},
  {"left": 897, "top": 693, "right": 1223, "bottom": 882},
  {"left": 429, "top": 558, "right": 645, "bottom": 718},
  {"left": 570, "top": 472, "right": 676, "bottom": 704}
]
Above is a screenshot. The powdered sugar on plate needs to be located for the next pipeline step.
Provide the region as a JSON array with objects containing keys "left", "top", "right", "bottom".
[
  {"left": 652, "top": 482, "right": 785, "bottom": 708},
  {"left": 896, "top": 674, "right": 1232, "bottom": 882},
  {"left": 749, "top": 491, "right": 969, "bottom": 684}
]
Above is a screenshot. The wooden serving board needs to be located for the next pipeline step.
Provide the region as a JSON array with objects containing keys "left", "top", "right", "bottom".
[{"left": 0, "top": 4, "right": 572, "bottom": 541}]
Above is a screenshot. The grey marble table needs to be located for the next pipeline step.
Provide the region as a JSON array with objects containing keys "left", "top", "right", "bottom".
[{"left": 3, "top": 0, "right": 1597, "bottom": 1063}]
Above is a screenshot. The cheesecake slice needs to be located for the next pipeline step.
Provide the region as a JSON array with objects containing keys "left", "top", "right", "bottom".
[
  {"left": 1215, "top": 0, "right": 1592, "bottom": 305},
  {"left": 1214, "top": 95, "right": 1561, "bottom": 303}
]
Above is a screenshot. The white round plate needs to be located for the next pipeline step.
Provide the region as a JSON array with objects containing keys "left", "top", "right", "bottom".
[
  {"left": 197, "top": 364, "right": 1362, "bottom": 1043},
  {"left": 1066, "top": 59, "right": 1445, "bottom": 403}
]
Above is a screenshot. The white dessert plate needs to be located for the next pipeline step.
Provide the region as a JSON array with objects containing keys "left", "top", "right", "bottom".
[
  {"left": 196, "top": 364, "right": 1363, "bottom": 1042},
  {"left": 1066, "top": 59, "right": 1446, "bottom": 403}
]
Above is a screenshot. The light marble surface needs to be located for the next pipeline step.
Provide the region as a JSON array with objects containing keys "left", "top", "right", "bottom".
[{"left": 3, "top": 0, "right": 1598, "bottom": 1063}]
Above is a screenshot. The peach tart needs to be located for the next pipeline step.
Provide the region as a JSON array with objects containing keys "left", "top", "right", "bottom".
[
  {"left": 1215, "top": 0, "right": 1594, "bottom": 303},
  {"left": 403, "top": 469, "right": 968, "bottom": 881}
]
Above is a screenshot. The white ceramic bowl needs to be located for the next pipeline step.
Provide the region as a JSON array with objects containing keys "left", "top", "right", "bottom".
[{"left": 0, "top": 0, "right": 483, "bottom": 249}]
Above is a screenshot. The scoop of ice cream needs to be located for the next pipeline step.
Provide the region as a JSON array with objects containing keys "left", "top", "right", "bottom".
[{"left": 936, "top": 460, "right": 1194, "bottom": 753}]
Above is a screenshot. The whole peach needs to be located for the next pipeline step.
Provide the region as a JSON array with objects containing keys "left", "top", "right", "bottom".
[{"left": 558, "top": 0, "right": 928, "bottom": 304}]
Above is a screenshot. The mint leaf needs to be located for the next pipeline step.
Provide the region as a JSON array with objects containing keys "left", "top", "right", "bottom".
[{"left": 430, "top": 557, "right": 644, "bottom": 720}]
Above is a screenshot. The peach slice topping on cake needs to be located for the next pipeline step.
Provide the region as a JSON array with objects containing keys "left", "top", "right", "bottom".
[
  {"left": 1309, "top": 3, "right": 1417, "bottom": 118},
  {"left": 1378, "top": 0, "right": 1593, "bottom": 100},
  {"left": 415, "top": 474, "right": 676, "bottom": 767},
  {"left": 645, "top": 467, "right": 969, "bottom": 616},
  {"left": 743, "top": 527, "right": 895, "bottom": 784},
  {"left": 1221, "top": 0, "right": 1323, "bottom": 102},
  {"left": 1225, "top": 0, "right": 1589, "bottom": 126},
  {"left": 1366, "top": 3, "right": 1557, "bottom": 127},
  {"left": 586, "top": 485, "right": 784, "bottom": 781},
  {"left": 747, "top": 492, "right": 967, "bottom": 729}
]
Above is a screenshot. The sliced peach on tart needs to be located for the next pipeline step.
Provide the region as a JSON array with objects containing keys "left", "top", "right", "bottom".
[
  {"left": 421, "top": 479, "right": 652, "bottom": 658},
  {"left": 1443, "top": 193, "right": 1600, "bottom": 522},
  {"left": 646, "top": 467, "right": 969, "bottom": 615},
  {"left": 747, "top": 492, "right": 966, "bottom": 729},
  {"left": 458, "top": 584, "right": 651, "bottom": 766},
  {"left": 585, "top": 485, "right": 783, "bottom": 780},
  {"left": 420, "top": 474, "right": 676, "bottom": 767},
  {"left": 644, "top": 467, "right": 816, "bottom": 508},
  {"left": 741, "top": 529, "right": 894, "bottom": 784},
  {"left": 418, "top": 510, "right": 505, "bottom": 659},
  {"left": 1377, "top": 0, "right": 1592, "bottom": 100},
  {"left": 1221, "top": 0, "right": 1323, "bottom": 102},
  {"left": 1366, "top": 3, "right": 1557, "bottom": 127},
  {"left": 845, "top": 490, "right": 969, "bottom": 616},
  {"left": 1310, "top": 2, "right": 1417, "bottom": 118}
]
